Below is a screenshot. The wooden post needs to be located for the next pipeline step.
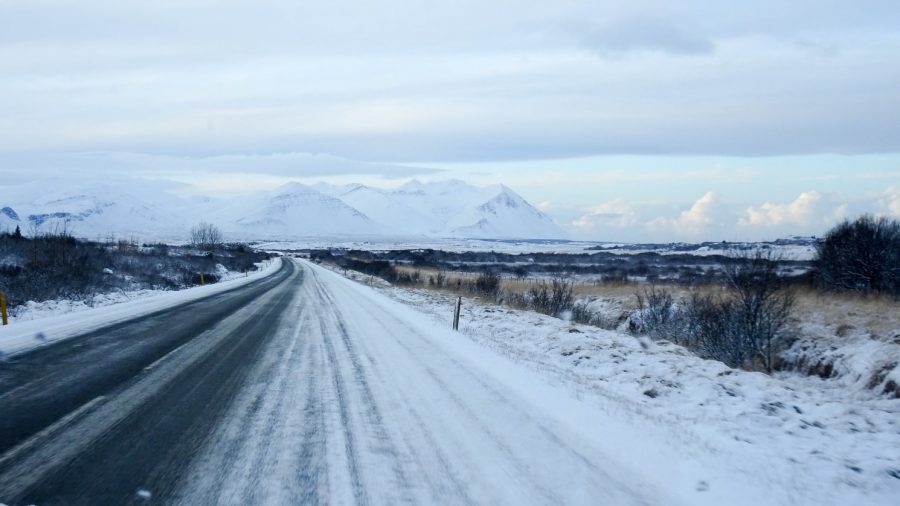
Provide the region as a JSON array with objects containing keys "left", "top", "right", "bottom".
[
  {"left": 0, "top": 292, "right": 8, "bottom": 326},
  {"left": 452, "top": 296, "right": 461, "bottom": 331},
  {"left": 199, "top": 273, "right": 205, "bottom": 286}
]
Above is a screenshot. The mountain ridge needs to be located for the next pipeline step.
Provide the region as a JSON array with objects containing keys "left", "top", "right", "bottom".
[{"left": 0, "top": 179, "right": 568, "bottom": 241}]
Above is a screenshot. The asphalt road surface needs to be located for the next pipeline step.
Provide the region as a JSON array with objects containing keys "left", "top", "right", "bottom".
[{"left": 0, "top": 259, "right": 654, "bottom": 505}]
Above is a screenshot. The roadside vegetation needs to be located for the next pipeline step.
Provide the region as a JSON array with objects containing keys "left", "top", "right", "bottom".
[
  {"left": 0, "top": 222, "right": 272, "bottom": 315},
  {"left": 306, "top": 215, "right": 899, "bottom": 394}
]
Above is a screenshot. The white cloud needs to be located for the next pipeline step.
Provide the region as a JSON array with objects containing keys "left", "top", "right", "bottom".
[
  {"left": 550, "top": 188, "right": 889, "bottom": 242},
  {"left": 647, "top": 192, "right": 723, "bottom": 238},
  {"left": 877, "top": 186, "right": 900, "bottom": 217},
  {"left": 571, "top": 199, "right": 639, "bottom": 232},
  {"left": 739, "top": 191, "right": 847, "bottom": 229}
]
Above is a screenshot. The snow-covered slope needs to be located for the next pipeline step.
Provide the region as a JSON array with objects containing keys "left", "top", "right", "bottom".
[
  {"left": 444, "top": 184, "right": 565, "bottom": 239},
  {"left": 332, "top": 184, "right": 437, "bottom": 236},
  {"left": 0, "top": 178, "right": 567, "bottom": 241},
  {"left": 0, "top": 206, "right": 21, "bottom": 233},
  {"left": 0, "top": 179, "right": 190, "bottom": 240},
  {"left": 320, "top": 179, "right": 568, "bottom": 239},
  {"left": 206, "top": 183, "right": 382, "bottom": 239}
]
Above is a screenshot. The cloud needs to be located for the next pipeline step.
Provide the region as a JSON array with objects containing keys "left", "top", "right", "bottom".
[
  {"left": 572, "top": 199, "right": 639, "bottom": 232},
  {"left": 0, "top": 151, "right": 442, "bottom": 182},
  {"left": 552, "top": 185, "right": 894, "bottom": 242},
  {"left": 738, "top": 191, "right": 847, "bottom": 229},
  {"left": 647, "top": 192, "right": 723, "bottom": 238},
  {"left": 877, "top": 186, "right": 900, "bottom": 217},
  {"left": 2, "top": 2, "right": 900, "bottom": 162}
]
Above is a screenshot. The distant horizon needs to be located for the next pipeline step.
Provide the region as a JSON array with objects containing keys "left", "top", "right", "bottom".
[{"left": 0, "top": 174, "right": 883, "bottom": 244}]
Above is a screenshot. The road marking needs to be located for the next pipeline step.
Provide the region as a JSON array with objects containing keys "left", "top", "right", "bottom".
[{"left": 143, "top": 340, "right": 193, "bottom": 372}]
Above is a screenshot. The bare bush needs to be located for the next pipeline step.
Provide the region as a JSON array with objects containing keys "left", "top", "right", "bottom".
[
  {"left": 527, "top": 278, "right": 574, "bottom": 317},
  {"left": 190, "top": 222, "right": 223, "bottom": 251},
  {"left": 634, "top": 287, "right": 678, "bottom": 340},
  {"left": 682, "top": 293, "right": 747, "bottom": 367},
  {"left": 632, "top": 250, "right": 795, "bottom": 372},
  {"left": 723, "top": 249, "right": 795, "bottom": 372},
  {"left": 0, "top": 232, "right": 271, "bottom": 312},
  {"left": 549, "top": 278, "right": 575, "bottom": 316},
  {"left": 570, "top": 301, "right": 602, "bottom": 326},
  {"left": 528, "top": 284, "right": 550, "bottom": 313},
  {"left": 474, "top": 270, "right": 501, "bottom": 298},
  {"left": 815, "top": 215, "right": 900, "bottom": 296}
]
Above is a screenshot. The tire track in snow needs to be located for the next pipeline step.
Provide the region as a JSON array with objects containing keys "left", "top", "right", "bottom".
[
  {"left": 308, "top": 267, "right": 565, "bottom": 504},
  {"left": 309, "top": 272, "right": 413, "bottom": 499},
  {"left": 306, "top": 261, "right": 655, "bottom": 505}
]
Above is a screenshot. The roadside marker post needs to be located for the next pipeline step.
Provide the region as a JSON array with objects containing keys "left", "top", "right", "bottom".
[
  {"left": 0, "top": 291, "right": 7, "bottom": 325},
  {"left": 199, "top": 273, "right": 205, "bottom": 286},
  {"left": 452, "top": 297, "right": 461, "bottom": 331}
]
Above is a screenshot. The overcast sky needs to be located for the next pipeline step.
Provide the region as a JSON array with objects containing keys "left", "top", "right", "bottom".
[{"left": 2, "top": 0, "right": 899, "bottom": 241}]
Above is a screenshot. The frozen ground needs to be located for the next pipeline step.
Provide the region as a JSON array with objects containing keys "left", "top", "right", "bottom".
[
  {"left": 2, "top": 257, "right": 896, "bottom": 504},
  {"left": 0, "top": 258, "right": 281, "bottom": 357},
  {"left": 329, "top": 265, "right": 900, "bottom": 505},
  {"left": 1, "top": 259, "right": 766, "bottom": 505},
  {"left": 261, "top": 237, "right": 818, "bottom": 260}
]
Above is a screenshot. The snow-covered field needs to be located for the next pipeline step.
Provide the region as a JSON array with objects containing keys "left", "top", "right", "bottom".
[
  {"left": 331, "top": 266, "right": 900, "bottom": 505},
  {"left": 262, "top": 237, "right": 818, "bottom": 260},
  {"left": 257, "top": 238, "right": 602, "bottom": 254},
  {"left": 0, "top": 258, "right": 282, "bottom": 358}
]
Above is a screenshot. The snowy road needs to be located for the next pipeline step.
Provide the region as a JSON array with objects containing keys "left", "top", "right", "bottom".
[{"left": 0, "top": 259, "right": 662, "bottom": 505}]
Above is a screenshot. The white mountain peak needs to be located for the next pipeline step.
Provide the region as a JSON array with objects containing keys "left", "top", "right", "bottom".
[{"left": 0, "top": 178, "right": 568, "bottom": 241}]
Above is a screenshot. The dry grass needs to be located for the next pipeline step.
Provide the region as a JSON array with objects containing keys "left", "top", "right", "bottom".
[
  {"left": 790, "top": 287, "right": 900, "bottom": 340},
  {"left": 395, "top": 265, "right": 723, "bottom": 319},
  {"left": 393, "top": 265, "right": 900, "bottom": 341},
  {"left": 398, "top": 265, "right": 729, "bottom": 297}
]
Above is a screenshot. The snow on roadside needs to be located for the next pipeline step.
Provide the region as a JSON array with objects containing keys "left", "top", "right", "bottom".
[
  {"left": 329, "top": 266, "right": 900, "bottom": 505},
  {"left": 8, "top": 261, "right": 263, "bottom": 324},
  {"left": 0, "top": 257, "right": 282, "bottom": 358}
]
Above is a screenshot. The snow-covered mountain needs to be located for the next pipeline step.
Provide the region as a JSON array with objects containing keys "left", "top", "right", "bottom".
[
  {"left": 0, "top": 178, "right": 567, "bottom": 241},
  {"left": 204, "top": 183, "right": 383, "bottom": 239},
  {"left": 0, "top": 180, "right": 191, "bottom": 240}
]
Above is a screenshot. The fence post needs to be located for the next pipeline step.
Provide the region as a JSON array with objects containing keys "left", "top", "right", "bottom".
[
  {"left": 1, "top": 292, "right": 8, "bottom": 325},
  {"left": 199, "top": 273, "right": 205, "bottom": 286},
  {"left": 452, "top": 296, "right": 461, "bottom": 331}
]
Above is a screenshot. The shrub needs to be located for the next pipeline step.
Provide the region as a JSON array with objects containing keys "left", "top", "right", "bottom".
[
  {"left": 723, "top": 250, "right": 795, "bottom": 372},
  {"left": 474, "top": 270, "right": 501, "bottom": 298},
  {"left": 632, "top": 250, "right": 795, "bottom": 372},
  {"left": 814, "top": 215, "right": 900, "bottom": 296},
  {"left": 527, "top": 278, "right": 574, "bottom": 317},
  {"left": 634, "top": 287, "right": 678, "bottom": 340},
  {"left": 0, "top": 233, "right": 270, "bottom": 312}
]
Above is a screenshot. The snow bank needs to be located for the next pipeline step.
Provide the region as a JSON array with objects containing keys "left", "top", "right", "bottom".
[
  {"left": 331, "top": 275, "right": 900, "bottom": 505},
  {"left": 0, "top": 257, "right": 282, "bottom": 358},
  {"left": 784, "top": 333, "right": 900, "bottom": 398}
]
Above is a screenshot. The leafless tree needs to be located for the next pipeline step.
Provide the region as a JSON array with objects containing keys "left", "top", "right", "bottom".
[
  {"left": 722, "top": 249, "right": 795, "bottom": 372},
  {"left": 190, "top": 222, "right": 223, "bottom": 251}
]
